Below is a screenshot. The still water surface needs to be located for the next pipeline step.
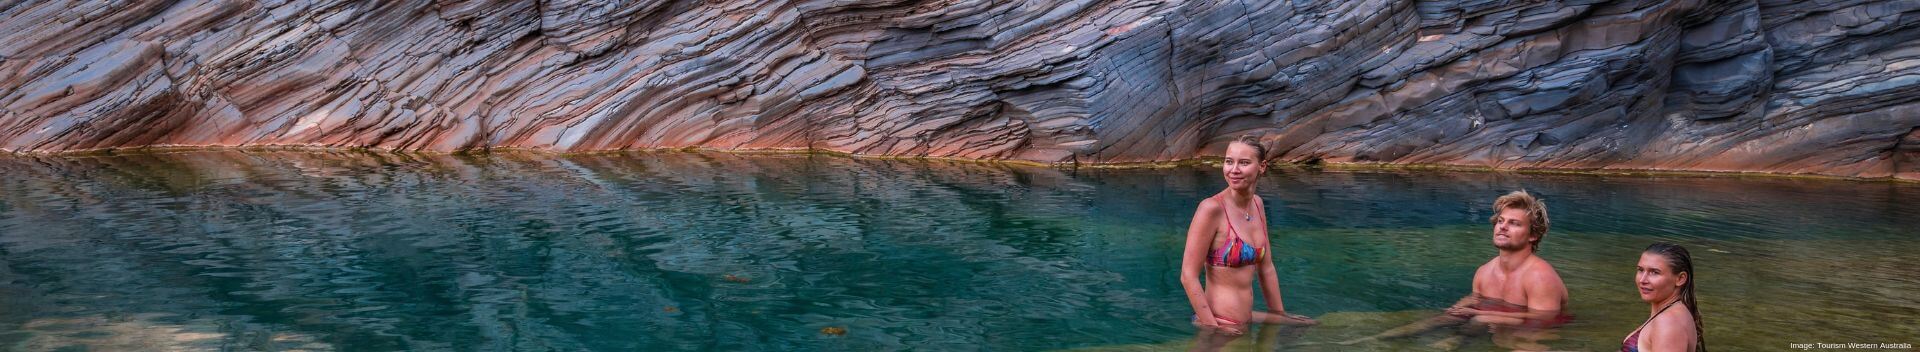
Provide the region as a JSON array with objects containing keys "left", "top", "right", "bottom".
[{"left": 0, "top": 151, "right": 1914, "bottom": 351}]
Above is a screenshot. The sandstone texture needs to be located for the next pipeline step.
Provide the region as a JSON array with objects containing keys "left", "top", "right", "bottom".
[{"left": 2, "top": 0, "right": 1917, "bottom": 179}]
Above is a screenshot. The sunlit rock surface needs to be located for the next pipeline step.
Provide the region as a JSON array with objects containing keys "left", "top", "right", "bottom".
[{"left": 2, "top": 0, "right": 1917, "bottom": 178}]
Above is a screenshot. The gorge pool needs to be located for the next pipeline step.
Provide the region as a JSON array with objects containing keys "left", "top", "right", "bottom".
[{"left": 1, "top": 151, "right": 1914, "bottom": 351}]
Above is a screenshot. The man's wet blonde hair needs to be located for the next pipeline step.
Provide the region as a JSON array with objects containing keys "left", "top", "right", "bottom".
[{"left": 1491, "top": 190, "right": 1550, "bottom": 251}]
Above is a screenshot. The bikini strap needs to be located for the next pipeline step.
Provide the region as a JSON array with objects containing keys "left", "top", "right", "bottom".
[
  {"left": 1218, "top": 194, "right": 1243, "bottom": 238},
  {"left": 1218, "top": 194, "right": 1271, "bottom": 253},
  {"left": 1253, "top": 195, "right": 1265, "bottom": 219},
  {"left": 1630, "top": 299, "right": 1683, "bottom": 336}
]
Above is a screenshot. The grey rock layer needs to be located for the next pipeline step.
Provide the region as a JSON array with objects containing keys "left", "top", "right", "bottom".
[{"left": 3, "top": 0, "right": 1918, "bottom": 179}]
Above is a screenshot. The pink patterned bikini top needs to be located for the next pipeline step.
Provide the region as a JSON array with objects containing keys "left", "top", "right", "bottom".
[{"left": 1209, "top": 195, "right": 1266, "bottom": 268}]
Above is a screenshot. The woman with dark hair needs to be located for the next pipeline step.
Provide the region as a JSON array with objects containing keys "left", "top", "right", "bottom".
[
  {"left": 1180, "top": 135, "right": 1316, "bottom": 338},
  {"left": 1624, "top": 243, "right": 1706, "bottom": 352}
]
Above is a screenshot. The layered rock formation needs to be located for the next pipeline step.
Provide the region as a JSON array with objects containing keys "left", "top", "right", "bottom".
[{"left": 2, "top": 0, "right": 1917, "bottom": 179}]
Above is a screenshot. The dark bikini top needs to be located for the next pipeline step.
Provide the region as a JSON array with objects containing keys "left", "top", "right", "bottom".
[{"left": 1208, "top": 195, "right": 1266, "bottom": 268}]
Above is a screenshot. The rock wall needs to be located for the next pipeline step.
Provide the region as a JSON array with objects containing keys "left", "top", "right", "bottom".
[{"left": 2, "top": 0, "right": 1918, "bottom": 179}]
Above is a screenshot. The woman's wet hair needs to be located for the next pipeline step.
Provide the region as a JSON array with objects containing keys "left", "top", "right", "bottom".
[
  {"left": 1230, "top": 134, "right": 1268, "bottom": 161},
  {"left": 1645, "top": 242, "right": 1706, "bottom": 351}
]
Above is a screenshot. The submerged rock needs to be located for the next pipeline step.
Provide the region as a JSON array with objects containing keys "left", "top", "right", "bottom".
[
  {"left": 819, "top": 326, "right": 846, "bottom": 336},
  {"left": 1, "top": 1, "right": 1916, "bottom": 179}
]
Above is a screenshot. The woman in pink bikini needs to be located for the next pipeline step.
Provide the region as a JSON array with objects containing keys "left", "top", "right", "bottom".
[
  {"left": 1179, "top": 135, "right": 1316, "bottom": 336},
  {"left": 1623, "top": 242, "right": 1705, "bottom": 351}
]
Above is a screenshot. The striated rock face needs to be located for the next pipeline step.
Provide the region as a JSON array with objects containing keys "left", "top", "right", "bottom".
[{"left": 2, "top": 0, "right": 1918, "bottom": 178}]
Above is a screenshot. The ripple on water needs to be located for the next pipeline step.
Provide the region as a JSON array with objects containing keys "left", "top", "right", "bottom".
[{"left": 0, "top": 151, "right": 1914, "bottom": 351}]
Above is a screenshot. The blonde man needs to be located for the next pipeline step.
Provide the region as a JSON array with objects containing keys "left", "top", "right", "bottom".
[{"left": 1344, "top": 190, "right": 1570, "bottom": 349}]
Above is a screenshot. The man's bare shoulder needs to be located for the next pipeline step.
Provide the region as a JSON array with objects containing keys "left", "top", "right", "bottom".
[{"left": 1523, "top": 256, "right": 1568, "bottom": 288}]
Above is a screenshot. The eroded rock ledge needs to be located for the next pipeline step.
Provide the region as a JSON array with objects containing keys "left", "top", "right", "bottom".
[{"left": 3, "top": 0, "right": 1918, "bottom": 179}]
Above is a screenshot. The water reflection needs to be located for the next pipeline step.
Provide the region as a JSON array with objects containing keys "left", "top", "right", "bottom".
[{"left": 0, "top": 150, "right": 1914, "bottom": 351}]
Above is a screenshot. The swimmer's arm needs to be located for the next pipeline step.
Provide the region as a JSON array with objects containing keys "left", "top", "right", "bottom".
[
  {"left": 1449, "top": 294, "right": 1479, "bottom": 309},
  {"left": 1469, "top": 314, "right": 1527, "bottom": 326},
  {"left": 1181, "top": 200, "right": 1222, "bottom": 325},
  {"left": 1462, "top": 304, "right": 1560, "bottom": 322},
  {"left": 1443, "top": 295, "right": 1483, "bottom": 318},
  {"left": 1449, "top": 264, "right": 1492, "bottom": 309},
  {"left": 1257, "top": 249, "right": 1286, "bottom": 313},
  {"left": 1255, "top": 196, "right": 1287, "bottom": 314},
  {"left": 1521, "top": 266, "right": 1566, "bottom": 320}
]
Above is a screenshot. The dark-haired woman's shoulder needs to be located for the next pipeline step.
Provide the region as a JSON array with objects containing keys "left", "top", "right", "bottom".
[
  {"left": 1652, "top": 304, "right": 1695, "bottom": 328},
  {"left": 1646, "top": 304, "right": 1699, "bottom": 351}
]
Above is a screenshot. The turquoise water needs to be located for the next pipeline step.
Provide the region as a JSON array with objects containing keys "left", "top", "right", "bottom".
[{"left": 0, "top": 151, "right": 1914, "bottom": 351}]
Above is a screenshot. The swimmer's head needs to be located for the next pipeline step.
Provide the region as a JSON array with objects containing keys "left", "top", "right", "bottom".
[
  {"left": 1227, "top": 134, "right": 1268, "bottom": 161},
  {"left": 1221, "top": 134, "right": 1268, "bottom": 191},
  {"left": 1490, "top": 190, "right": 1550, "bottom": 252}
]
